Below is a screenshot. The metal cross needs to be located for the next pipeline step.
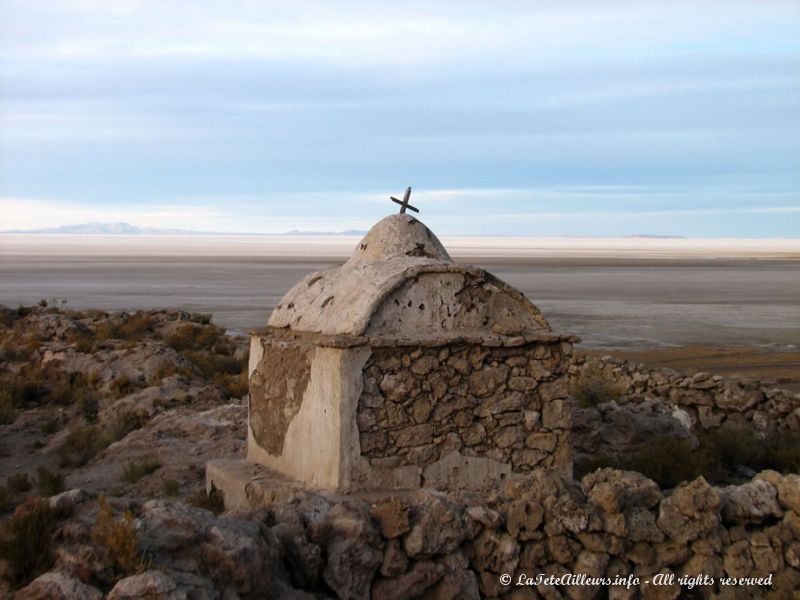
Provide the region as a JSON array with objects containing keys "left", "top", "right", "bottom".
[{"left": 390, "top": 187, "right": 419, "bottom": 214}]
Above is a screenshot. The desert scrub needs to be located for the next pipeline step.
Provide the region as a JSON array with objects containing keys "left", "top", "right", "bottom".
[
  {"left": 624, "top": 434, "right": 712, "bottom": 489},
  {"left": 120, "top": 456, "right": 161, "bottom": 483},
  {"left": 36, "top": 466, "right": 65, "bottom": 497},
  {"left": 57, "top": 425, "right": 109, "bottom": 467},
  {"left": 49, "top": 371, "right": 99, "bottom": 407},
  {"left": 57, "top": 412, "right": 149, "bottom": 467},
  {"left": 216, "top": 370, "right": 248, "bottom": 399},
  {"left": 165, "top": 322, "right": 247, "bottom": 398},
  {"left": 570, "top": 362, "right": 624, "bottom": 407},
  {"left": 6, "top": 473, "right": 32, "bottom": 495},
  {"left": 94, "top": 311, "right": 156, "bottom": 343},
  {"left": 762, "top": 431, "right": 800, "bottom": 473},
  {"left": 4, "top": 364, "right": 97, "bottom": 408},
  {"left": 165, "top": 323, "right": 224, "bottom": 352},
  {"left": 66, "top": 328, "right": 97, "bottom": 353},
  {"left": 108, "top": 374, "right": 146, "bottom": 399},
  {"left": 699, "top": 426, "right": 800, "bottom": 479},
  {"left": 91, "top": 497, "right": 148, "bottom": 577},
  {"left": 149, "top": 359, "right": 195, "bottom": 385},
  {"left": 0, "top": 498, "right": 70, "bottom": 586},
  {"left": 0, "top": 473, "right": 34, "bottom": 514}
]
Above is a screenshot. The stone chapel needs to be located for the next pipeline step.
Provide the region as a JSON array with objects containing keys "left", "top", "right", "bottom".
[{"left": 208, "top": 214, "right": 577, "bottom": 502}]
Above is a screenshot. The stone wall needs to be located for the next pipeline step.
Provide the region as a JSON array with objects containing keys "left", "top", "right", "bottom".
[
  {"left": 357, "top": 341, "right": 573, "bottom": 474},
  {"left": 571, "top": 355, "right": 800, "bottom": 433},
  {"left": 237, "top": 467, "right": 800, "bottom": 599}
]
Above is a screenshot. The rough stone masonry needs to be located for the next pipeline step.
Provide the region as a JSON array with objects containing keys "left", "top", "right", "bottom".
[{"left": 208, "top": 214, "right": 578, "bottom": 499}]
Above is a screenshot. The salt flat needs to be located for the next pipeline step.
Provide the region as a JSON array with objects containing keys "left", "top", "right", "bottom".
[
  {"left": 2, "top": 234, "right": 799, "bottom": 259},
  {"left": 1, "top": 235, "right": 799, "bottom": 349}
]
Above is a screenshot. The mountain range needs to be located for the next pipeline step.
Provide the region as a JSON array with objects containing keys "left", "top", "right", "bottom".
[{"left": 1, "top": 222, "right": 368, "bottom": 236}]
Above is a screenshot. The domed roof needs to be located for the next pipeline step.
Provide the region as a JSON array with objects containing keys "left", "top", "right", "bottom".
[
  {"left": 346, "top": 214, "right": 451, "bottom": 265},
  {"left": 267, "top": 215, "right": 549, "bottom": 338}
]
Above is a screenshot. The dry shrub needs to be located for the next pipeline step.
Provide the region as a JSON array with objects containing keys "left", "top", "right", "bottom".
[
  {"left": 116, "top": 312, "right": 155, "bottom": 340},
  {"left": 763, "top": 431, "right": 800, "bottom": 473},
  {"left": 109, "top": 374, "right": 144, "bottom": 399},
  {"left": 216, "top": 370, "right": 248, "bottom": 399},
  {"left": 700, "top": 426, "right": 800, "bottom": 478},
  {"left": 578, "top": 425, "right": 800, "bottom": 489},
  {"left": 189, "top": 312, "right": 212, "bottom": 325},
  {"left": 6, "top": 473, "right": 31, "bottom": 495},
  {"left": 57, "top": 426, "right": 112, "bottom": 467},
  {"left": 91, "top": 497, "right": 147, "bottom": 576},
  {"left": 120, "top": 456, "right": 161, "bottom": 483},
  {"left": 165, "top": 323, "right": 223, "bottom": 352},
  {"left": 67, "top": 330, "right": 97, "bottom": 354},
  {"left": 14, "top": 305, "right": 33, "bottom": 318},
  {"left": 0, "top": 498, "right": 68, "bottom": 586},
  {"left": 5, "top": 365, "right": 97, "bottom": 408},
  {"left": 95, "top": 311, "right": 155, "bottom": 343},
  {"left": 163, "top": 322, "right": 247, "bottom": 399},
  {"left": 36, "top": 466, "right": 65, "bottom": 497},
  {"left": 570, "top": 362, "right": 624, "bottom": 408},
  {"left": 149, "top": 359, "right": 195, "bottom": 385},
  {"left": 624, "top": 435, "right": 711, "bottom": 489},
  {"left": 57, "top": 412, "right": 149, "bottom": 467}
]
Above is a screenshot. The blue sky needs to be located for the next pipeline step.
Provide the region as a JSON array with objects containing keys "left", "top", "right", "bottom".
[{"left": 1, "top": 0, "right": 799, "bottom": 236}]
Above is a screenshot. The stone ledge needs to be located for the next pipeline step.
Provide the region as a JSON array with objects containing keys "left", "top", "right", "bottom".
[
  {"left": 249, "top": 326, "right": 580, "bottom": 349},
  {"left": 207, "top": 459, "right": 432, "bottom": 510}
]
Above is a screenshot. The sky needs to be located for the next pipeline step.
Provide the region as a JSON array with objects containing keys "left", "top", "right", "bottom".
[{"left": 1, "top": 0, "right": 799, "bottom": 237}]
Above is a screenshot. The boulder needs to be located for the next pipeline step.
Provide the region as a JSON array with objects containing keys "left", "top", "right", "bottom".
[
  {"left": 403, "top": 493, "right": 465, "bottom": 559},
  {"left": 371, "top": 561, "right": 445, "bottom": 600},
  {"left": 108, "top": 570, "right": 178, "bottom": 599},
  {"left": 582, "top": 469, "right": 661, "bottom": 513},
  {"left": 717, "top": 479, "right": 782, "bottom": 524},
  {"left": 15, "top": 571, "right": 103, "bottom": 600},
  {"left": 756, "top": 471, "right": 800, "bottom": 513},
  {"left": 422, "top": 551, "right": 480, "bottom": 600},
  {"left": 321, "top": 504, "right": 383, "bottom": 600},
  {"left": 657, "top": 478, "right": 720, "bottom": 543}
]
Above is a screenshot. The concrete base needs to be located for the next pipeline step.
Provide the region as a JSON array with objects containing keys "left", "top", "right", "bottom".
[
  {"left": 206, "top": 458, "right": 516, "bottom": 511},
  {"left": 206, "top": 459, "right": 308, "bottom": 511}
]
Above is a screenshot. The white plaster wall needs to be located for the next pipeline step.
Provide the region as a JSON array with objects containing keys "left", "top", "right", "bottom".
[{"left": 247, "top": 346, "right": 345, "bottom": 489}]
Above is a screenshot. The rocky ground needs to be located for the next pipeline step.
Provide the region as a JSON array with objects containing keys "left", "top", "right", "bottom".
[
  {"left": 0, "top": 304, "right": 248, "bottom": 506},
  {"left": 1, "top": 304, "right": 799, "bottom": 598}
]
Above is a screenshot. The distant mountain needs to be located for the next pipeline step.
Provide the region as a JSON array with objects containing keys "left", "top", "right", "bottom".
[
  {"left": 1, "top": 222, "right": 367, "bottom": 236},
  {"left": 625, "top": 234, "right": 687, "bottom": 239},
  {"left": 2, "top": 222, "right": 200, "bottom": 235},
  {"left": 280, "top": 229, "right": 367, "bottom": 236}
]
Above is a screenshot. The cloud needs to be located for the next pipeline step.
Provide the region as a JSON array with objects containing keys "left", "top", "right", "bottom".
[{"left": 0, "top": 2, "right": 798, "bottom": 237}]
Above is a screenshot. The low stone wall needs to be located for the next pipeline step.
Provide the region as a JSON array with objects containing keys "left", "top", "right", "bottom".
[
  {"left": 357, "top": 341, "right": 573, "bottom": 474},
  {"left": 570, "top": 355, "right": 800, "bottom": 433},
  {"left": 245, "top": 468, "right": 800, "bottom": 599}
]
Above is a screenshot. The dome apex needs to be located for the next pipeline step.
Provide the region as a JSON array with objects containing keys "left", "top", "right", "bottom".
[{"left": 346, "top": 214, "right": 451, "bottom": 266}]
